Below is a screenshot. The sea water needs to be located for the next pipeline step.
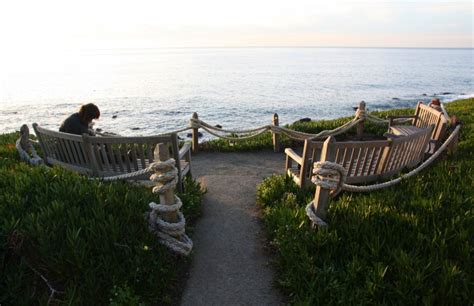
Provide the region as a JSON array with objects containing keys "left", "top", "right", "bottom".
[{"left": 1, "top": 47, "right": 472, "bottom": 137}]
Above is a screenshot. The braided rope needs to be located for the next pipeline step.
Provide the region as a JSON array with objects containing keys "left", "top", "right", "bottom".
[
  {"left": 15, "top": 138, "right": 44, "bottom": 166},
  {"left": 190, "top": 118, "right": 271, "bottom": 134},
  {"left": 172, "top": 126, "right": 193, "bottom": 134},
  {"left": 201, "top": 125, "right": 271, "bottom": 141},
  {"left": 311, "top": 161, "right": 348, "bottom": 196},
  {"left": 189, "top": 116, "right": 362, "bottom": 141},
  {"left": 305, "top": 202, "right": 328, "bottom": 227},
  {"left": 147, "top": 158, "right": 193, "bottom": 256},
  {"left": 100, "top": 159, "right": 178, "bottom": 182},
  {"left": 275, "top": 117, "right": 361, "bottom": 141},
  {"left": 355, "top": 108, "right": 366, "bottom": 120}
]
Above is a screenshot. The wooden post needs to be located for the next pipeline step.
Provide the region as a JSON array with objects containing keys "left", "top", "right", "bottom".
[
  {"left": 191, "top": 112, "right": 199, "bottom": 154},
  {"left": 312, "top": 136, "right": 336, "bottom": 221},
  {"left": 356, "top": 101, "right": 366, "bottom": 140},
  {"left": 154, "top": 143, "right": 178, "bottom": 223},
  {"left": 272, "top": 113, "right": 281, "bottom": 152}
]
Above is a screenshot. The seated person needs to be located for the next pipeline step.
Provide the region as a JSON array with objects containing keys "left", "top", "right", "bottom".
[
  {"left": 428, "top": 98, "right": 442, "bottom": 111},
  {"left": 60, "top": 103, "right": 100, "bottom": 135}
]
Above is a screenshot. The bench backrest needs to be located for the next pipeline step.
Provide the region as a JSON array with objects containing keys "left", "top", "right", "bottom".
[
  {"left": 413, "top": 102, "right": 448, "bottom": 142},
  {"left": 33, "top": 123, "right": 181, "bottom": 179},
  {"left": 303, "top": 139, "right": 390, "bottom": 185},
  {"left": 82, "top": 133, "right": 180, "bottom": 178},
  {"left": 33, "top": 123, "right": 93, "bottom": 175},
  {"left": 379, "top": 125, "right": 433, "bottom": 178},
  {"left": 299, "top": 125, "right": 433, "bottom": 186}
]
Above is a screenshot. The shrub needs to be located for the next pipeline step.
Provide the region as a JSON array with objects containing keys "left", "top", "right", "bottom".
[{"left": 0, "top": 133, "right": 204, "bottom": 305}]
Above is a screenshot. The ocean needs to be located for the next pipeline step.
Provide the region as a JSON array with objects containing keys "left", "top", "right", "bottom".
[{"left": 1, "top": 47, "right": 472, "bottom": 137}]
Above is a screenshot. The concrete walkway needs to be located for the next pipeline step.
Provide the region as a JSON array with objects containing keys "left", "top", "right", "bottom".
[{"left": 180, "top": 151, "right": 285, "bottom": 306}]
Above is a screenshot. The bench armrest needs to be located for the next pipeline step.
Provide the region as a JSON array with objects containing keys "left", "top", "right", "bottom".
[
  {"left": 285, "top": 148, "right": 303, "bottom": 165},
  {"left": 179, "top": 143, "right": 192, "bottom": 160},
  {"left": 383, "top": 132, "right": 401, "bottom": 140},
  {"left": 388, "top": 115, "right": 417, "bottom": 127}
]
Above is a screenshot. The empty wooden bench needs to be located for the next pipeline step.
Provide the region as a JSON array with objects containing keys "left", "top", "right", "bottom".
[
  {"left": 388, "top": 101, "right": 448, "bottom": 152},
  {"left": 33, "top": 123, "right": 192, "bottom": 192},
  {"left": 285, "top": 125, "right": 434, "bottom": 188}
]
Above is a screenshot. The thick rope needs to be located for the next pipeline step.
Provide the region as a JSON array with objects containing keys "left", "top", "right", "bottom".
[
  {"left": 189, "top": 116, "right": 362, "bottom": 141},
  {"left": 146, "top": 158, "right": 193, "bottom": 256},
  {"left": 311, "top": 161, "right": 348, "bottom": 196},
  {"left": 15, "top": 138, "right": 43, "bottom": 166},
  {"left": 305, "top": 202, "right": 328, "bottom": 227},
  {"left": 190, "top": 118, "right": 271, "bottom": 134}
]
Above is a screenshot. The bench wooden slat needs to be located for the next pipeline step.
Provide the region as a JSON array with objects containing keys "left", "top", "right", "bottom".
[
  {"left": 120, "top": 144, "right": 131, "bottom": 172},
  {"left": 138, "top": 144, "right": 146, "bottom": 169},
  {"left": 129, "top": 144, "right": 139, "bottom": 171},
  {"left": 58, "top": 138, "right": 72, "bottom": 164}
]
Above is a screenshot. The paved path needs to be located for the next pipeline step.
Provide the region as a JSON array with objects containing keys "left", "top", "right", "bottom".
[{"left": 180, "top": 151, "right": 286, "bottom": 306}]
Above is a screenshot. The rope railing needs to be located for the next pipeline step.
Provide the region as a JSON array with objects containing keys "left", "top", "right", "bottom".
[
  {"left": 180, "top": 100, "right": 419, "bottom": 151},
  {"left": 186, "top": 108, "right": 364, "bottom": 145},
  {"left": 91, "top": 101, "right": 412, "bottom": 152}
]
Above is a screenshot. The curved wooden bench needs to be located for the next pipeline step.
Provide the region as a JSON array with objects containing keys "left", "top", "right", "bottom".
[
  {"left": 286, "top": 125, "right": 434, "bottom": 188},
  {"left": 388, "top": 102, "right": 448, "bottom": 153},
  {"left": 33, "top": 123, "right": 192, "bottom": 192}
]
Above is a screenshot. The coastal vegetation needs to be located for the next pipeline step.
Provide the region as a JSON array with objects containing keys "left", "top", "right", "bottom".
[
  {"left": 1, "top": 98, "right": 471, "bottom": 304},
  {"left": 0, "top": 132, "right": 203, "bottom": 304},
  {"left": 256, "top": 98, "right": 473, "bottom": 304}
]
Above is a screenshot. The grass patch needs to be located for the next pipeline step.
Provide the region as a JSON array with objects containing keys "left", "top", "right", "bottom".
[
  {"left": 257, "top": 98, "right": 473, "bottom": 304},
  {"left": 0, "top": 133, "right": 204, "bottom": 304}
]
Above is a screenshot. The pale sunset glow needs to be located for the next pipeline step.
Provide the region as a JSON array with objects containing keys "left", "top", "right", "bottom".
[{"left": 0, "top": 0, "right": 471, "bottom": 53}]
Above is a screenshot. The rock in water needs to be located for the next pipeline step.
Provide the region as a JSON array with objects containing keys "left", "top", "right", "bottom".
[{"left": 186, "top": 132, "right": 203, "bottom": 138}]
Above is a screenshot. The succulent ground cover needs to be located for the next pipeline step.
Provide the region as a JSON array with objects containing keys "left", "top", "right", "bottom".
[
  {"left": 256, "top": 98, "right": 473, "bottom": 304},
  {"left": 0, "top": 132, "right": 204, "bottom": 305}
]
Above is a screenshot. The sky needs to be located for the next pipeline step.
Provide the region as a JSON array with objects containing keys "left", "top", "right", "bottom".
[{"left": 0, "top": 0, "right": 472, "bottom": 52}]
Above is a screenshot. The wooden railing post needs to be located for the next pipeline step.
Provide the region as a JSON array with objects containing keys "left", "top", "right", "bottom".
[
  {"left": 272, "top": 113, "right": 281, "bottom": 152},
  {"left": 312, "top": 136, "right": 336, "bottom": 221},
  {"left": 155, "top": 143, "right": 178, "bottom": 223},
  {"left": 356, "top": 101, "right": 366, "bottom": 140},
  {"left": 191, "top": 112, "right": 199, "bottom": 154}
]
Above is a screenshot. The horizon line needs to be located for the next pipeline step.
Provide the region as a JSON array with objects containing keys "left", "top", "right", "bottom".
[{"left": 80, "top": 46, "right": 473, "bottom": 50}]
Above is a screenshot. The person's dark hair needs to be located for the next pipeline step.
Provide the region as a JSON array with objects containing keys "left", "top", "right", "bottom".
[
  {"left": 430, "top": 98, "right": 441, "bottom": 106},
  {"left": 78, "top": 103, "right": 100, "bottom": 124}
]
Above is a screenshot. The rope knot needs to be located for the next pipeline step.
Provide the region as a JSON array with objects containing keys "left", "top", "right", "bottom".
[
  {"left": 147, "top": 158, "right": 178, "bottom": 194},
  {"left": 355, "top": 109, "right": 367, "bottom": 120},
  {"left": 189, "top": 118, "right": 201, "bottom": 129},
  {"left": 311, "top": 161, "right": 347, "bottom": 196}
]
